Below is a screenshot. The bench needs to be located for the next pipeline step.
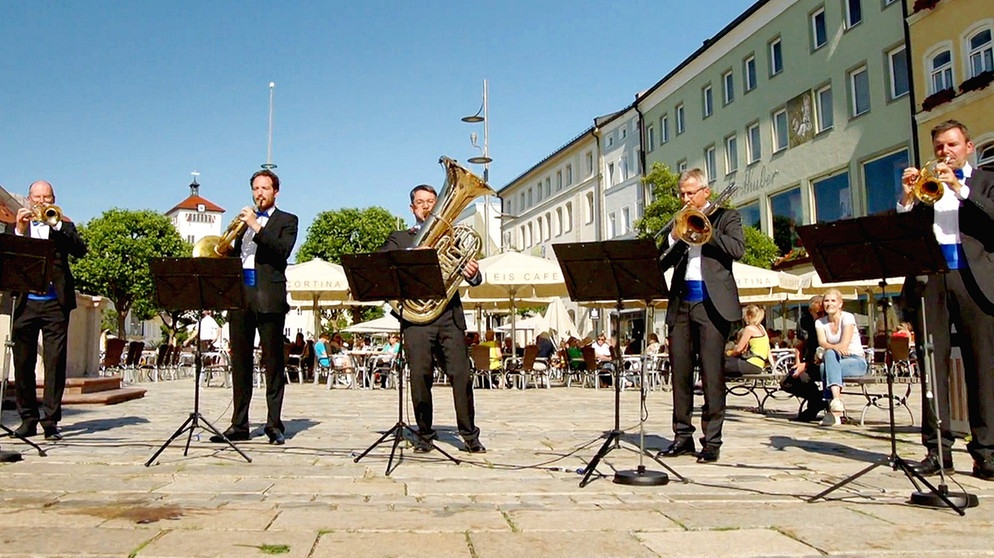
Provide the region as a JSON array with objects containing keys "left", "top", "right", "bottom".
[
  {"left": 842, "top": 339, "right": 915, "bottom": 426},
  {"left": 725, "top": 349, "right": 796, "bottom": 413}
]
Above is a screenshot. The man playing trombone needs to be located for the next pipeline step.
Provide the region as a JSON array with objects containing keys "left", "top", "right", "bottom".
[{"left": 655, "top": 169, "right": 744, "bottom": 464}]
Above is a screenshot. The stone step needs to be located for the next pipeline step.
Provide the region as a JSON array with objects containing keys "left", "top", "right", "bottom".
[{"left": 3, "top": 377, "right": 147, "bottom": 407}]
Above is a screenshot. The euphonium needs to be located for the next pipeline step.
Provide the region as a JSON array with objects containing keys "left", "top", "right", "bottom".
[
  {"left": 193, "top": 206, "right": 256, "bottom": 257},
  {"left": 912, "top": 158, "right": 948, "bottom": 205},
  {"left": 392, "top": 156, "right": 496, "bottom": 324},
  {"left": 31, "top": 204, "right": 62, "bottom": 227}
]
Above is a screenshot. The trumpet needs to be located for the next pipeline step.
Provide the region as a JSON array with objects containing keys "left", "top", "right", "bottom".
[
  {"left": 192, "top": 206, "right": 256, "bottom": 257},
  {"left": 911, "top": 157, "right": 948, "bottom": 205},
  {"left": 31, "top": 204, "right": 63, "bottom": 227}
]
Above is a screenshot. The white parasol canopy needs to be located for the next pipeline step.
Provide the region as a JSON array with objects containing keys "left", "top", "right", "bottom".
[
  {"left": 286, "top": 258, "right": 360, "bottom": 336},
  {"left": 543, "top": 297, "right": 579, "bottom": 345},
  {"left": 343, "top": 314, "right": 400, "bottom": 334}
]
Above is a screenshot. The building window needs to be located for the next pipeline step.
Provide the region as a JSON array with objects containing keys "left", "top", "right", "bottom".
[
  {"left": 864, "top": 149, "right": 909, "bottom": 215},
  {"left": 888, "top": 45, "right": 909, "bottom": 99},
  {"left": 622, "top": 207, "right": 631, "bottom": 235},
  {"left": 537, "top": 218, "right": 544, "bottom": 242},
  {"left": 704, "top": 145, "right": 717, "bottom": 183},
  {"left": 812, "top": 171, "right": 852, "bottom": 223},
  {"left": 586, "top": 152, "right": 593, "bottom": 175},
  {"left": 739, "top": 202, "right": 761, "bottom": 230},
  {"left": 724, "top": 134, "right": 738, "bottom": 174},
  {"left": 608, "top": 213, "right": 617, "bottom": 238},
  {"left": 770, "top": 187, "right": 803, "bottom": 255},
  {"left": 608, "top": 163, "right": 615, "bottom": 187},
  {"left": 556, "top": 171, "right": 563, "bottom": 191},
  {"left": 544, "top": 213, "right": 552, "bottom": 241},
  {"left": 607, "top": 134, "right": 614, "bottom": 148},
  {"left": 744, "top": 55, "right": 757, "bottom": 91},
  {"left": 677, "top": 159, "right": 688, "bottom": 173},
  {"left": 969, "top": 29, "right": 993, "bottom": 78},
  {"left": 564, "top": 202, "right": 573, "bottom": 232},
  {"left": 845, "top": 0, "right": 862, "bottom": 29},
  {"left": 979, "top": 141, "right": 994, "bottom": 167},
  {"left": 620, "top": 155, "right": 629, "bottom": 181},
  {"left": 722, "top": 70, "right": 734, "bottom": 104},
  {"left": 702, "top": 84, "right": 713, "bottom": 118},
  {"left": 676, "top": 103, "right": 685, "bottom": 134},
  {"left": 769, "top": 37, "right": 783, "bottom": 76},
  {"left": 661, "top": 114, "right": 669, "bottom": 144},
  {"left": 646, "top": 124, "right": 656, "bottom": 151},
  {"left": 930, "top": 50, "right": 954, "bottom": 94},
  {"left": 555, "top": 207, "right": 563, "bottom": 236},
  {"left": 621, "top": 127, "right": 627, "bottom": 139},
  {"left": 811, "top": 8, "right": 827, "bottom": 50},
  {"left": 584, "top": 192, "right": 594, "bottom": 224},
  {"left": 545, "top": 177, "right": 551, "bottom": 197},
  {"left": 816, "top": 85, "right": 834, "bottom": 132},
  {"left": 747, "top": 122, "right": 761, "bottom": 163},
  {"left": 773, "top": 109, "right": 789, "bottom": 152},
  {"left": 519, "top": 192, "right": 525, "bottom": 210},
  {"left": 566, "top": 164, "right": 573, "bottom": 185},
  {"left": 536, "top": 181, "right": 543, "bottom": 202},
  {"left": 849, "top": 65, "right": 870, "bottom": 116},
  {"left": 527, "top": 188, "right": 533, "bottom": 207}
]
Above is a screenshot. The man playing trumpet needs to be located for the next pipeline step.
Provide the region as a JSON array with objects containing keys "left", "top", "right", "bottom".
[
  {"left": 10, "top": 180, "right": 87, "bottom": 441},
  {"left": 899, "top": 119, "right": 994, "bottom": 480}
]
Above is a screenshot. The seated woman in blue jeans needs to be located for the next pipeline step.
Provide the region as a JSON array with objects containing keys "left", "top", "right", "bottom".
[{"left": 815, "top": 288, "right": 868, "bottom": 426}]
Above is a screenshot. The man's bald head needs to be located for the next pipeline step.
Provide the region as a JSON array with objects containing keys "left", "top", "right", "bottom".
[{"left": 28, "top": 180, "right": 55, "bottom": 205}]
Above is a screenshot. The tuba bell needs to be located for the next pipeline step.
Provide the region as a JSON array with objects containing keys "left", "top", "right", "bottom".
[
  {"left": 193, "top": 206, "right": 255, "bottom": 257},
  {"left": 392, "top": 157, "right": 496, "bottom": 324}
]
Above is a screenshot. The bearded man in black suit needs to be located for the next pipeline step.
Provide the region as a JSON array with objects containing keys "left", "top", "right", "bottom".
[
  {"left": 211, "top": 169, "right": 297, "bottom": 446},
  {"left": 379, "top": 184, "right": 486, "bottom": 454},
  {"left": 655, "top": 169, "right": 744, "bottom": 464},
  {"left": 10, "top": 180, "right": 88, "bottom": 441},
  {"left": 899, "top": 120, "right": 994, "bottom": 480}
]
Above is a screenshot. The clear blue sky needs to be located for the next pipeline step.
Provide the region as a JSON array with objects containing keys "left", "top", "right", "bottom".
[{"left": 3, "top": 1, "right": 756, "bottom": 259}]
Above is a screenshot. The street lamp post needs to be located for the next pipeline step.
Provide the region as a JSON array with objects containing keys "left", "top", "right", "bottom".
[{"left": 462, "top": 79, "right": 493, "bottom": 256}]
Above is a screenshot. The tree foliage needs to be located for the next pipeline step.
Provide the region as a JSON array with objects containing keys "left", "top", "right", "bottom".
[
  {"left": 634, "top": 162, "right": 780, "bottom": 269},
  {"left": 71, "top": 209, "right": 190, "bottom": 336},
  {"left": 296, "top": 207, "right": 401, "bottom": 265}
]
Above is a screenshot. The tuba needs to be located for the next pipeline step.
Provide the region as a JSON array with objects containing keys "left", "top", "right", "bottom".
[
  {"left": 192, "top": 206, "right": 256, "bottom": 257},
  {"left": 912, "top": 158, "right": 948, "bottom": 205},
  {"left": 392, "top": 157, "right": 497, "bottom": 324}
]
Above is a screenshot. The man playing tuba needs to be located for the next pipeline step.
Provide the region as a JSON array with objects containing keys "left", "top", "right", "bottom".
[{"left": 379, "top": 183, "right": 486, "bottom": 454}]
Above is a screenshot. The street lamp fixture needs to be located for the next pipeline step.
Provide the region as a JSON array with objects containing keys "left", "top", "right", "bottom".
[{"left": 462, "top": 79, "right": 494, "bottom": 256}]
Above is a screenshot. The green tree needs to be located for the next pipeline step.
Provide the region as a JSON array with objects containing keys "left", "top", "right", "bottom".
[
  {"left": 634, "top": 162, "right": 780, "bottom": 269},
  {"left": 71, "top": 209, "right": 190, "bottom": 337},
  {"left": 297, "top": 207, "right": 401, "bottom": 264},
  {"left": 297, "top": 206, "right": 401, "bottom": 325}
]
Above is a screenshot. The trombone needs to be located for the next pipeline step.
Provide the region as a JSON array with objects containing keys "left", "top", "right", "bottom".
[
  {"left": 656, "top": 182, "right": 738, "bottom": 261},
  {"left": 30, "top": 204, "right": 63, "bottom": 227}
]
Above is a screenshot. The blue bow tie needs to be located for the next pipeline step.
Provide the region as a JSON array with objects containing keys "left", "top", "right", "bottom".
[
  {"left": 954, "top": 168, "right": 965, "bottom": 181},
  {"left": 255, "top": 210, "right": 269, "bottom": 218}
]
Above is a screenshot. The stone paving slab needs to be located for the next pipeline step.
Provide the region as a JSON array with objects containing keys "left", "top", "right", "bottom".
[{"left": 2, "top": 378, "right": 994, "bottom": 557}]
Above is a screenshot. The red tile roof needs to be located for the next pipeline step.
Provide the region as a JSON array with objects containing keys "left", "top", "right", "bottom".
[{"left": 166, "top": 195, "right": 225, "bottom": 215}]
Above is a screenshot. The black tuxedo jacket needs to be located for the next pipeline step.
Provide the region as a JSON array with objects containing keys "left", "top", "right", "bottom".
[
  {"left": 659, "top": 207, "right": 745, "bottom": 326},
  {"left": 379, "top": 228, "right": 481, "bottom": 330},
  {"left": 11, "top": 220, "right": 88, "bottom": 316},
  {"left": 903, "top": 168, "right": 994, "bottom": 308},
  {"left": 232, "top": 208, "right": 298, "bottom": 314}
]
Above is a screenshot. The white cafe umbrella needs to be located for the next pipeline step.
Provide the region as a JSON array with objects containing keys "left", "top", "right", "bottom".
[
  {"left": 543, "top": 297, "right": 579, "bottom": 345},
  {"left": 343, "top": 314, "right": 400, "bottom": 334},
  {"left": 468, "top": 251, "right": 569, "bottom": 355},
  {"left": 286, "top": 258, "right": 357, "bottom": 336}
]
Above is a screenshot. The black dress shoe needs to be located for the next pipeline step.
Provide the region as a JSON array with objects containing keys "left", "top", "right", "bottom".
[
  {"left": 790, "top": 406, "right": 823, "bottom": 422},
  {"left": 42, "top": 426, "right": 62, "bottom": 441},
  {"left": 656, "top": 438, "right": 695, "bottom": 458},
  {"left": 697, "top": 445, "right": 721, "bottom": 463},
  {"left": 209, "top": 429, "right": 250, "bottom": 443},
  {"left": 908, "top": 452, "right": 953, "bottom": 476},
  {"left": 13, "top": 422, "right": 38, "bottom": 438},
  {"left": 411, "top": 436, "right": 434, "bottom": 453},
  {"left": 973, "top": 459, "right": 994, "bottom": 480},
  {"left": 461, "top": 439, "right": 486, "bottom": 454},
  {"left": 266, "top": 431, "right": 286, "bottom": 445}
]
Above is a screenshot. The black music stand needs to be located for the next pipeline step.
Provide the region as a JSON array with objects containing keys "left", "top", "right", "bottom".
[
  {"left": 797, "top": 212, "right": 974, "bottom": 513},
  {"left": 0, "top": 235, "right": 55, "bottom": 460},
  {"left": 144, "top": 257, "right": 251, "bottom": 466},
  {"left": 554, "top": 239, "right": 683, "bottom": 487},
  {"left": 342, "top": 249, "right": 460, "bottom": 475}
]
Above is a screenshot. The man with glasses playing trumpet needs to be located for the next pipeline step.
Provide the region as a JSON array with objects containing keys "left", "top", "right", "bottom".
[
  {"left": 899, "top": 120, "right": 994, "bottom": 481},
  {"left": 10, "top": 180, "right": 87, "bottom": 441},
  {"left": 655, "top": 169, "right": 744, "bottom": 464}
]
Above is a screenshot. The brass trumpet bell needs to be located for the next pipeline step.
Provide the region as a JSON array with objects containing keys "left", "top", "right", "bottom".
[
  {"left": 673, "top": 206, "right": 713, "bottom": 246},
  {"left": 913, "top": 159, "right": 946, "bottom": 205},
  {"left": 31, "top": 204, "right": 62, "bottom": 227}
]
